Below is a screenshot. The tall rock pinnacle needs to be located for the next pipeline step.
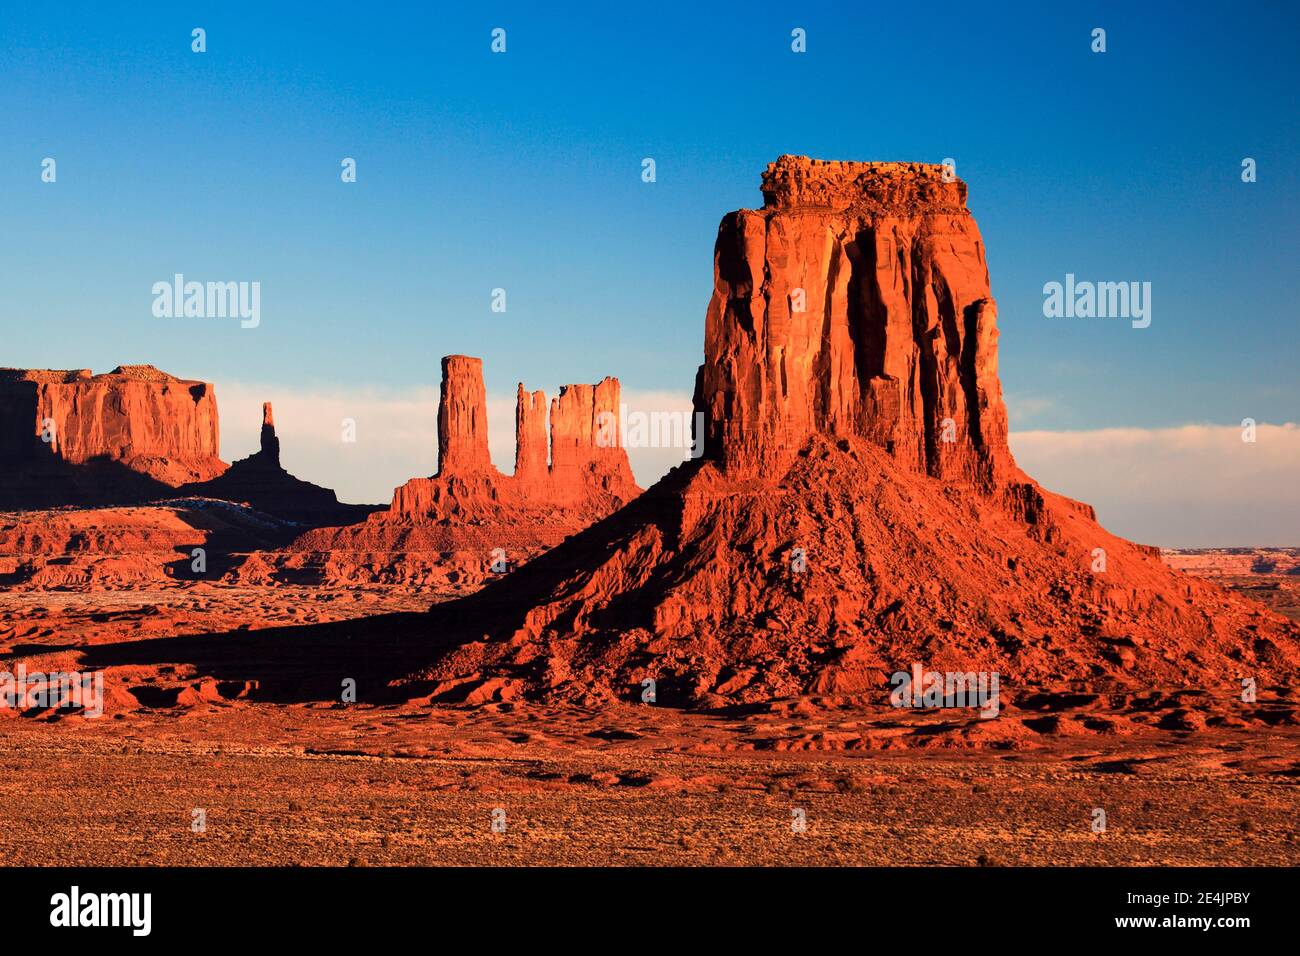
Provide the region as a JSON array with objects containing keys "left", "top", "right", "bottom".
[
  {"left": 514, "top": 384, "right": 549, "bottom": 490},
  {"left": 388, "top": 355, "right": 639, "bottom": 518},
  {"left": 437, "top": 355, "right": 493, "bottom": 475},
  {"left": 259, "top": 401, "right": 280, "bottom": 463},
  {"left": 315, "top": 354, "right": 640, "bottom": 588}
]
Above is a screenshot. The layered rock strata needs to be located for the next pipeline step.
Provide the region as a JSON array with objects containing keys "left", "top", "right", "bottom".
[{"left": 0, "top": 365, "right": 225, "bottom": 508}]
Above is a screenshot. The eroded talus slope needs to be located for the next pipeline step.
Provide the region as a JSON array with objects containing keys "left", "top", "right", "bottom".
[
  {"left": 414, "top": 436, "right": 1297, "bottom": 705},
  {"left": 0, "top": 499, "right": 295, "bottom": 588}
]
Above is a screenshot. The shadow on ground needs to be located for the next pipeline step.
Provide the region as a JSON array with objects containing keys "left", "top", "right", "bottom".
[{"left": 75, "top": 611, "right": 457, "bottom": 704}]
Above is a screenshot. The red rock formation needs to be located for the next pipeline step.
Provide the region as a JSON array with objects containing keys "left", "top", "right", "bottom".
[
  {"left": 390, "top": 356, "right": 638, "bottom": 518},
  {"left": 0, "top": 364, "right": 374, "bottom": 525},
  {"left": 548, "top": 378, "right": 637, "bottom": 503},
  {"left": 0, "top": 365, "right": 227, "bottom": 508},
  {"left": 514, "top": 385, "right": 549, "bottom": 491},
  {"left": 247, "top": 356, "right": 641, "bottom": 587},
  {"left": 700, "top": 156, "right": 1009, "bottom": 485},
  {"left": 437, "top": 355, "right": 493, "bottom": 475},
  {"left": 406, "top": 156, "right": 1300, "bottom": 707},
  {"left": 181, "top": 402, "right": 378, "bottom": 528},
  {"left": 0, "top": 365, "right": 224, "bottom": 484},
  {"left": 259, "top": 402, "right": 280, "bottom": 461},
  {"left": 0, "top": 499, "right": 298, "bottom": 589}
]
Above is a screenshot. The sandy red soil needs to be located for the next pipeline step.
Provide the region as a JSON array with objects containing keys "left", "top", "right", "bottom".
[{"left": 0, "top": 572, "right": 1297, "bottom": 866}]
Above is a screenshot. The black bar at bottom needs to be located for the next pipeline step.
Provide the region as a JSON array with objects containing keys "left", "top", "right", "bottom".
[{"left": 1, "top": 866, "right": 1285, "bottom": 942}]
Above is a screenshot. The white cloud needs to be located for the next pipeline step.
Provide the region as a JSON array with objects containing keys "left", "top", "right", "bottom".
[
  {"left": 215, "top": 382, "right": 696, "bottom": 504},
  {"left": 216, "top": 381, "right": 1298, "bottom": 547},
  {"left": 616, "top": 389, "right": 699, "bottom": 485},
  {"left": 1010, "top": 423, "right": 1300, "bottom": 547},
  {"left": 1003, "top": 393, "right": 1055, "bottom": 424}
]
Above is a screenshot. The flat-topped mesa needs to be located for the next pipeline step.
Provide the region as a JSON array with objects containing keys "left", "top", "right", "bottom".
[
  {"left": 697, "top": 154, "right": 1011, "bottom": 487},
  {"left": 0, "top": 368, "right": 94, "bottom": 386},
  {"left": 0, "top": 363, "right": 224, "bottom": 485},
  {"left": 437, "top": 355, "right": 493, "bottom": 475}
]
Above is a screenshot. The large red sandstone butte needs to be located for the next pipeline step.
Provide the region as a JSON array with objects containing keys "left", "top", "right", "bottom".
[
  {"left": 0, "top": 365, "right": 225, "bottom": 507},
  {"left": 0, "top": 365, "right": 370, "bottom": 530},
  {"left": 408, "top": 156, "right": 1300, "bottom": 706},
  {"left": 236, "top": 355, "right": 641, "bottom": 586},
  {"left": 701, "top": 158, "right": 1008, "bottom": 486}
]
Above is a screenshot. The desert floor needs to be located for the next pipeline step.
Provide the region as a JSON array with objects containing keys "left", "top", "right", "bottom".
[{"left": 1, "top": 581, "right": 1297, "bottom": 866}]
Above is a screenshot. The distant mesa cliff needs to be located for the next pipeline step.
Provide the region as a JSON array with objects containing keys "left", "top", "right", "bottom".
[
  {"left": 0, "top": 365, "right": 365, "bottom": 525},
  {"left": 0, "top": 365, "right": 224, "bottom": 509},
  {"left": 0, "top": 365, "right": 223, "bottom": 485}
]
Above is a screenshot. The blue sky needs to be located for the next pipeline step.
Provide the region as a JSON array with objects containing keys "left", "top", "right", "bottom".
[{"left": 2, "top": 2, "right": 1297, "bottom": 541}]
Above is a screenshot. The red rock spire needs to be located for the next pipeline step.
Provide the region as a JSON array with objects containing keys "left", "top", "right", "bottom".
[
  {"left": 393, "top": 356, "right": 639, "bottom": 515},
  {"left": 436, "top": 355, "right": 493, "bottom": 475},
  {"left": 546, "top": 377, "right": 634, "bottom": 498},
  {"left": 514, "top": 384, "right": 549, "bottom": 489},
  {"left": 259, "top": 401, "right": 280, "bottom": 462}
]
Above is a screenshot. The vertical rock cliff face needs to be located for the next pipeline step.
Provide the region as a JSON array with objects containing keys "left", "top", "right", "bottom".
[
  {"left": 0, "top": 366, "right": 226, "bottom": 503},
  {"left": 437, "top": 355, "right": 493, "bottom": 475},
  {"left": 699, "top": 156, "right": 1011, "bottom": 486},
  {"left": 391, "top": 354, "right": 639, "bottom": 515},
  {"left": 411, "top": 156, "right": 1300, "bottom": 707},
  {"left": 548, "top": 378, "right": 637, "bottom": 502}
]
